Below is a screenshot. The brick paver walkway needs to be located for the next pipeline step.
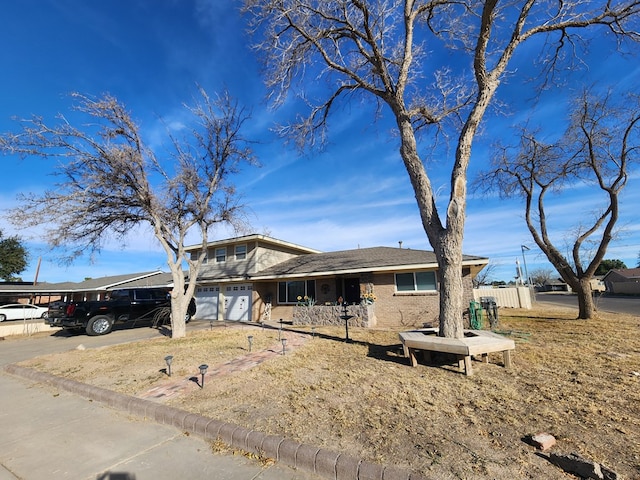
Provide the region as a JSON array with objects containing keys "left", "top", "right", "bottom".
[{"left": 140, "top": 328, "right": 310, "bottom": 402}]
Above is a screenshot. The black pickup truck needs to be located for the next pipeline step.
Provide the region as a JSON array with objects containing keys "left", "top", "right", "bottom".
[{"left": 46, "top": 288, "right": 196, "bottom": 336}]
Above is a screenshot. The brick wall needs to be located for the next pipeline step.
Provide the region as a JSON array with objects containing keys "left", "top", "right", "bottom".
[{"left": 371, "top": 272, "right": 439, "bottom": 329}]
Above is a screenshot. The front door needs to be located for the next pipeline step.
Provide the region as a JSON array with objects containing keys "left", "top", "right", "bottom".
[{"left": 344, "top": 277, "right": 361, "bottom": 305}]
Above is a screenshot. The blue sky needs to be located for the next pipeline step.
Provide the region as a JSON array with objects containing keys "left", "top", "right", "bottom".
[{"left": 1, "top": 0, "right": 638, "bottom": 284}]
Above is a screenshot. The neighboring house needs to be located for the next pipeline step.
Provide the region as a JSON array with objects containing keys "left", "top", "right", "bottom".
[
  {"left": 0, "top": 271, "right": 173, "bottom": 306},
  {"left": 188, "top": 234, "right": 489, "bottom": 329},
  {"left": 603, "top": 268, "right": 640, "bottom": 295}
]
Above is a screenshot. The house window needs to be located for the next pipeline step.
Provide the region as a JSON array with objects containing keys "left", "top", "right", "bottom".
[
  {"left": 235, "top": 245, "right": 247, "bottom": 260},
  {"left": 278, "top": 280, "right": 316, "bottom": 304},
  {"left": 215, "top": 247, "right": 226, "bottom": 263},
  {"left": 395, "top": 271, "right": 437, "bottom": 292}
]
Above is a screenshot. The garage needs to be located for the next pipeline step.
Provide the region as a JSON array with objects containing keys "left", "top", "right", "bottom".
[
  {"left": 195, "top": 286, "right": 219, "bottom": 321},
  {"left": 223, "top": 284, "right": 252, "bottom": 322}
]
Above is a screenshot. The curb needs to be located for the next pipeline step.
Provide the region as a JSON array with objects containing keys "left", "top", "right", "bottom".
[{"left": 4, "top": 364, "right": 430, "bottom": 480}]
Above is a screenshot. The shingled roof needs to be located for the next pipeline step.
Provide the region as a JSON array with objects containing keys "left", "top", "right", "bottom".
[
  {"left": 252, "top": 246, "right": 488, "bottom": 279},
  {"left": 603, "top": 267, "right": 640, "bottom": 280}
]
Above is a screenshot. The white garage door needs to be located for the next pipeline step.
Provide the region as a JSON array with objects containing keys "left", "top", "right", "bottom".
[
  {"left": 195, "top": 286, "right": 219, "bottom": 320},
  {"left": 224, "top": 284, "right": 252, "bottom": 322}
]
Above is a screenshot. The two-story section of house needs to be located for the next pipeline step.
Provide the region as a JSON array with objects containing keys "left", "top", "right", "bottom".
[{"left": 188, "top": 235, "right": 320, "bottom": 322}]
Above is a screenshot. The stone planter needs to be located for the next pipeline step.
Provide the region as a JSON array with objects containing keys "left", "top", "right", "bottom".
[{"left": 292, "top": 304, "right": 376, "bottom": 328}]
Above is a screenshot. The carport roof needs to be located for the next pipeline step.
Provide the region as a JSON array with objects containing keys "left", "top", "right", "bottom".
[
  {"left": 0, "top": 271, "right": 173, "bottom": 294},
  {"left": 251, "top": 246, "right": 488, "bottom": 279}
]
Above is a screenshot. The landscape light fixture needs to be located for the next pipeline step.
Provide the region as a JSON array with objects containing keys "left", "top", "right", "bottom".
[
  {"left": 198, "top": 364, "right": 209, "bottom": 388},
  {"left": 311, "top": 326, "right": 316, "bottom": 338},
  {"left": 164, "top": 355, "right": 173, "bottom": 377},
  {"left": 278, "top": 319, "right": 283, "bottom": 341},
  {"left": 248, "top": 335, "right": 254, "bottom": 352},
  {"left": 282, "top": 338, "right": 287, "bottom": 355}
]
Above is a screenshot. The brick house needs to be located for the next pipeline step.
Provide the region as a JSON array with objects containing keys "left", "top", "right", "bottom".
[
  {"left": 189, "top": 234, "right": 488, "bottom": 329},
  {"left": 603, "top": 268, "right": 640, "bottom": 295}
]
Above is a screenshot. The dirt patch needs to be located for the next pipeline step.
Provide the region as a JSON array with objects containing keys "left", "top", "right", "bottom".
[{"left": 19, "top": 306, "right": 640, "bottom": 479}]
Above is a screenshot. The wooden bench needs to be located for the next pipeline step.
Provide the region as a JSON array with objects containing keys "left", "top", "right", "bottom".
[{"left": 398, "top": 328, "right": 515, "bottom": 376}]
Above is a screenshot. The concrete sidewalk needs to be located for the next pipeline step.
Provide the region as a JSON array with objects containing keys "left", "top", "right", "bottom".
[{"left": 0, "top": 371, "right": 319, "bottom": 480}]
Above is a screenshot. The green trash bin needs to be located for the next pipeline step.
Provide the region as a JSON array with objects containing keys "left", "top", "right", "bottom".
[{"left": 469, "top": 301, "right": 484, "bottom": 330}]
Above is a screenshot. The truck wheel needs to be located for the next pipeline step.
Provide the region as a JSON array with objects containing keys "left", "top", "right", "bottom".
[
  {"left": 185, "top": 313, "right": 192, "bottom": 324},
  {"left": 86, "top": 316, "right": 113, "bottom": 336}
]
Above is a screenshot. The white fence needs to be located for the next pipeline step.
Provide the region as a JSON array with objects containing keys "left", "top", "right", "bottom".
[{"left": 473, "top": 287, "right": 532, "bottom": 309}]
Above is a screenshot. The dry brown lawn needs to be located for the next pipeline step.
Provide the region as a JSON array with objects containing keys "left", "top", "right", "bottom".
[{"left": 19, "top": 304, "right": 640, "bottom": 479}]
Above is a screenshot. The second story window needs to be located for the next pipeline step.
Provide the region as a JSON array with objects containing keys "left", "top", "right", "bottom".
[
  {"left": 215, "top": 247, "right": 226, "bottom": 263},
  {"left": 235, "top": 245, "right": 247, "bottom": 260}
]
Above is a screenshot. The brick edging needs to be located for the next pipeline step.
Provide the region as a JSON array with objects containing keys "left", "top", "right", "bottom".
[{"left": 3, "top": 364, "right": 428, "bottom": 480}]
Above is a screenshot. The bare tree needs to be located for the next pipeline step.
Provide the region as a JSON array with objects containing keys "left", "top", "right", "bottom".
[
  {"left": 529, "top": 268, "right": 555, "bottom": 286},
  {"left": 472, "top": 262, "right": 497, "bottom": 288},
  {"left": 478, "top": 89, "right": 640, "bottom": 319},
  {"left": 0, "top": 89, "right": 255, "bottom": 338},
  {"left": 243, "top": 0, "right": 640, "bottom": 338}
]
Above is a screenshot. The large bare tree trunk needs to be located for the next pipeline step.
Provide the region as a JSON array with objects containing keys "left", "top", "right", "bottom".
[
  {"left": 437, "top": 251, "right": 465, "bottom": 338},
  {"left": 397, "top": 113, "right": 467, "bottom": 338},
  {"left": 575, "top": 278, "right": 596, "bottom": 320},
  {"left": 167, "top": 259, "right": 188, "bottom": 339},
  {"left": 170, "top": 296, "right": 187, "bottom": 338}
]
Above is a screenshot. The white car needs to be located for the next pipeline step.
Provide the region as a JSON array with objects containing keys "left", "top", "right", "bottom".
[{"left": 0, "top": 304, "right": 49, "bottom": 322}]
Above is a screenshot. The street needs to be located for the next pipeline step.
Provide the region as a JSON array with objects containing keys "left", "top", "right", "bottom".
[{"left": 536, "top": 292, "right": 640, "bottom": 316}]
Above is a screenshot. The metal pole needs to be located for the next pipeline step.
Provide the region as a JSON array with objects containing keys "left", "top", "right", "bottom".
[{"left": 521, "top": 245, "right": 530, "bottom": 285}]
